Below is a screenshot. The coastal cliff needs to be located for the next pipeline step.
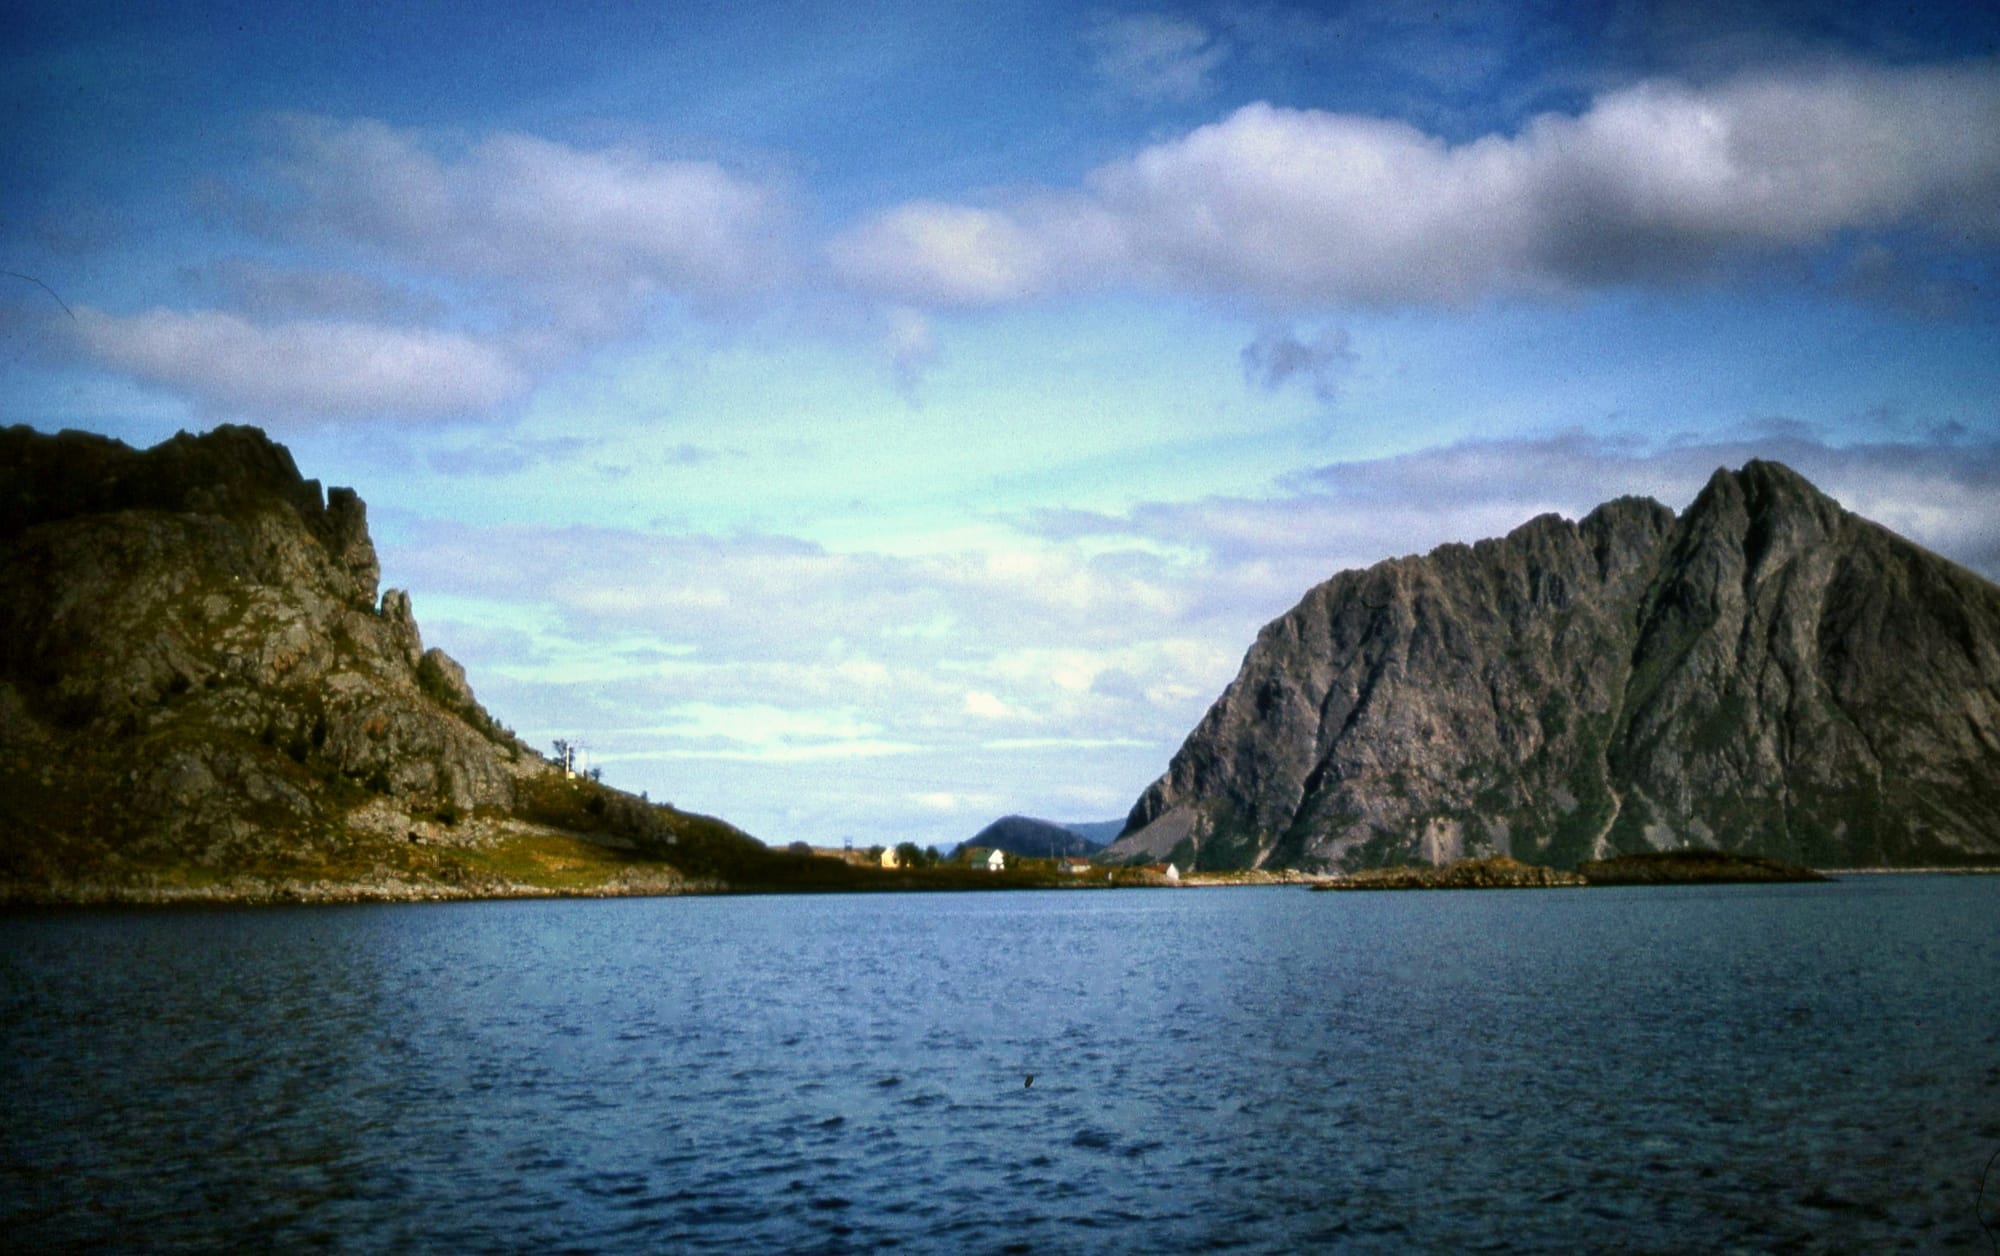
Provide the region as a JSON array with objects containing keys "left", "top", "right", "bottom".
[
  {"left": 0, "top": 425, "right": 751, "bottom": 903},
  {"left": 1104, "top": 461, "right": 2000, "bottom": 873}
]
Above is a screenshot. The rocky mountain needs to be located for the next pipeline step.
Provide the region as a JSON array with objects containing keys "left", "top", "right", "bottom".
[
  {"left": 1102, "top": 461, "right": 2000, "bottom": 872},
  {"left": 0, "top": 424, "right": 767, "bottom": 902},
  {"left": 965, "top": 814, "right": 1106, "bottom": 859}
]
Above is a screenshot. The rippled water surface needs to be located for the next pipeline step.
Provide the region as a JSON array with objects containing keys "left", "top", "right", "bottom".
[{"left": 5, "top": 878, "right": 2000, "bottom": 1251}]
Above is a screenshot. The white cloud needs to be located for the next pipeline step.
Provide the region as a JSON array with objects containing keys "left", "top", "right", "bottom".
[
  {"left": 634, "top": 703, "right": 916, "bottom": 762},
  {"left": 73, "top": 307, "right": 528, "bottom": 420},
  {"left": 830, "top": 60, "right": 2000, "bottom": 309},
  {"left": 268, "top": 116, "right": 796, "bottom": 332},
  {"left": 392, "top": 524, "right": 1206, "bottom": 663},
  {"left": 73, "top": 117, "right": 800, "bottom": 421},
  {"left": 963, "top": 689, "right": 1015, "bottom": 719},
  {"left": 389, "top": 520, "right": 1247, "bottom": 791},
  {"left": 828, "top": 201, "right": 1068, "bottom": 309},
  {"left": 1084, "top": 13, "right": 1229, "bottom": 104},
  {"left": 194, "top": 257, "right": 448, "bottom": 324}
]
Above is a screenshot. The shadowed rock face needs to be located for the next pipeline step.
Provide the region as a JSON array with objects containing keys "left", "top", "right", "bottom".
[
  {"left": 0, "top": 425, "right": 539, "bottom": 882},
  {"left": 1104, "top": 461, "right": 2000, "bottom": 872}
]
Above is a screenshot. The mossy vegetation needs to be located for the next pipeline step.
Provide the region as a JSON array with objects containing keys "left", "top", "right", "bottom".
[{"left": 414, "top": 650, "right": 517, "bottom": 748}]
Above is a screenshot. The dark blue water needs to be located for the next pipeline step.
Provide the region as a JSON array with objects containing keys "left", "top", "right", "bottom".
[{"left": 4, "top": 878, "right": 1999, "bottom": 1252}]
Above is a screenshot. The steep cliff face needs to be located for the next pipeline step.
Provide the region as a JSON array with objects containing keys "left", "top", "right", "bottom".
[
  {"left": 0, "top": 425, "right": 699, "bottom": 898},
  {"left": 1609, "top": 462, "right": 2000, "bottom": 865},
  {"left": 1105, "top": 462, "right": 2000, "bottom": 871}
]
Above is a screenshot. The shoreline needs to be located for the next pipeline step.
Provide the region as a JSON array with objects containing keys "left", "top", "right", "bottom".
[
  {"left": 1819, "top": 866, "right": 2000, "bottom": 876},
  {"left": 10, "top": 864, "right": 1999, "bottom": 909},
  {"left": 0, "top": 872, "right": 1177, "bottom": 908}
]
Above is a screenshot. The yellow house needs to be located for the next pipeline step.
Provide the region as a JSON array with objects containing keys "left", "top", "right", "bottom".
[{"left": 880, "top": 847, "right": 900, "bottom": 869}]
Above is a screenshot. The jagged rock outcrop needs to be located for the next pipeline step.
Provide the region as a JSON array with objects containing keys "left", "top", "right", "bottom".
[
  {"left": 0, "top": 425, "right": 715, "bottom": 899},
  {"left": 1105, "top": 461, "right": 2000, "bottom": 872}
]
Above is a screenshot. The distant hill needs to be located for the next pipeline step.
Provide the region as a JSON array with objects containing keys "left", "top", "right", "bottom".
[
  {"left": 1059, "top": 819, "right": 1125, "bottom": 847},
  {"left": 966, "top": 815, "right": 1106, "bottom": 858},
  {"left": 1103, "top": 460, "right": 2000, "bottom": 873}
]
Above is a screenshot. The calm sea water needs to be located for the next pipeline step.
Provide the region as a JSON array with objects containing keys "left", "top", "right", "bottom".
[{"left": 4, "top": 878, "right": 1998, "bottom": 1252}]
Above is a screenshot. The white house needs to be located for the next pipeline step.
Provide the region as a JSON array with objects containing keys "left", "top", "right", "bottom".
[
  {"left": 1164, "top": 862, "right": 1180, "bottom": 883},
  {"left": 984, "top": 849, "right": 1005, "bottom": 872}
]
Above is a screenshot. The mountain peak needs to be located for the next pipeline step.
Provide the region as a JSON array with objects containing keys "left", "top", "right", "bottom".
[
  {"left": 1104, "top": 461, "right": 2000, "bottom": 872},
  {"left": 1684, "top": 458, "right": 1841, "bottom": 528}
]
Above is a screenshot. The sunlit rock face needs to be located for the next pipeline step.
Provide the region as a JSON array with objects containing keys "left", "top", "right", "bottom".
[
  {"left": 0, "top": 424, "right": 538, "bottom": 877},
  {"left": 1105, "top": 461, "right": 2000, "bottom": 873}
]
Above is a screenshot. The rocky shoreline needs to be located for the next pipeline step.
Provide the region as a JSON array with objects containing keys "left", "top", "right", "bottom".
[
  {"left": 1575, "top": 850, "right": 1825, "bottom": 885},
  {"left": 0, "top": 871, "right": 724, "bottom": 907},
  {"left": 1312, "top": 856, "right": 1587, "bottom": 891},
  {"left": 4, "top": 849, "right": 1861, "bottom": 906},
  {"left": 1815, "top": 866, "right": 2000, "bottom": 875},
  {"left": 1311, "top": 850, "right": 1827, "bottom": 891}
]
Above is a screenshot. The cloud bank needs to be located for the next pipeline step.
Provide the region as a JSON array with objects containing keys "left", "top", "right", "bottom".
[
  {"left": 831, "top": 59, "right": 2000, "bottom": 309},
  {"left": 263, "top": 116, "right": 796, "bottom": 331},
  {"left": 393, "top": 427, "right": 2000, "bottom": 844},
  {"left": 1036, "top": 430, "right": 2000, "bottom": 585},
  {"left": 66, "top": 59, "right": 1998, "bottom": 421},
  {"left": 72, "top": 116, "right": 797, "bottom": 421},
  {"left": 74, "top": 307, "right": 528, "bottom": 418}
]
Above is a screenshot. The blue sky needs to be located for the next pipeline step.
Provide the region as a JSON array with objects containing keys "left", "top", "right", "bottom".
[{"left": 5, "top": 1, "right": 1999, "bottom": 846}]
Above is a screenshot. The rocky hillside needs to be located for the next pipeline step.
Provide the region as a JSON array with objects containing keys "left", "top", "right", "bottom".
[
  {"left": 0, "top": 424, "right": 760, "bottom": 903},
  {"left": 1103, "top": 461, "right": 2000, "bottom": 872}
]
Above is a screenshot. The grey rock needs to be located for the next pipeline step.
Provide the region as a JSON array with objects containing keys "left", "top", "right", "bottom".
[
  {"left": 0, "top": 424, "right": 541, "bottom": 882},
  {"left": 1104, "top": 461, "right": 2000, "bottom": 871}
]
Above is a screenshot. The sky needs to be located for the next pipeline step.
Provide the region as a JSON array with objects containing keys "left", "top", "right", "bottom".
[{"left": 4, "top": 1, "right": 1999, "bottom": 848}]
